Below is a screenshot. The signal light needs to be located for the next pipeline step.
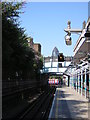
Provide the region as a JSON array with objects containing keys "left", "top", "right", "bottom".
[{"left": 58, "top": 53, "right": 64, "bottom": 62}]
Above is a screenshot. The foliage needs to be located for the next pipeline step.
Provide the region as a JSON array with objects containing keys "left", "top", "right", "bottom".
[
  {"left": 2, "top": 2, "right": 43, "bottom": 81},
  {"left": 33, "top": 55, "right": 43, "bottom": 80},
  {"left": 2, "top": 2, "right": 24, "bottom": 20}
]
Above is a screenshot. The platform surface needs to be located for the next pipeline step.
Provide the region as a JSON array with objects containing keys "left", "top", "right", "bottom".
[{"left": 48, "top": 86, "right": 89, "bottom": 119}]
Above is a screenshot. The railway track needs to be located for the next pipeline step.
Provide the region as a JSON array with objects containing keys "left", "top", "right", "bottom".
[
  {"left": 2, "top": 86, "right": 56, "bottom": 120},
  {"left": 2, "top": 86, "right": 45, "bottom": 119},
  {"left": 15, "top": 86, "right": 56, "bottom": 120}
]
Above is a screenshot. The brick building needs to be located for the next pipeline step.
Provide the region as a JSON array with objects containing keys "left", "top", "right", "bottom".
[{"left": 27, "top": 37, "right": 41, "bottom": 55}]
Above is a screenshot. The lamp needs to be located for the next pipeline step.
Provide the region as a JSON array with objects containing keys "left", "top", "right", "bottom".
[{"left": 64, "top": 21, "right": 82, "bottom": 45}]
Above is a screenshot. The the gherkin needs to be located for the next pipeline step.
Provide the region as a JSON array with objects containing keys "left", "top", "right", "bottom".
[
  {"left": 52, "top": 47, "right": 59, "bottom": 57},
  {"left": 52, "top": 47, "right": 59, "bottom": 62}
]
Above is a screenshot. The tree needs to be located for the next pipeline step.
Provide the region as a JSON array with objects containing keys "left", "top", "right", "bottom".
[
  {"left": 2, "top": 2, "right": 43, "bottom": 81},
  {"left": 2, "top": 2, "right": 35, "bottom": 80}
]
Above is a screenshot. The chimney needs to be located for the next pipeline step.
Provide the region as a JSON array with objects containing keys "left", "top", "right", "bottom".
[{"left": 30, "top": 38, "right": 33, "bottom": 48}]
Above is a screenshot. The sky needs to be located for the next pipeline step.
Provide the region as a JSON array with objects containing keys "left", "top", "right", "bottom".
[{"left": 19, "top": 2, "right": 88, "bottom": 57}]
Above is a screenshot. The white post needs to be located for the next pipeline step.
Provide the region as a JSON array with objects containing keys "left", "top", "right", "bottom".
[
  {"left": 78, "top": 73, "right": 80, "bottom": 94},
  {"left": 88, "top": 63, "right": 90, "bottom": 120},
  {"left": 85, "top": 69, "right": 87, "bottom": 98},
  {"left": 70, "top": 68, "right": 72, "bottom": 88},
  {"left": 76, "top": 80, "right": 77, "bottom": 92},
  {"left": 76, "top": 74, "right": 78, "bottom": 92},
  {"left": 72, "top": 73, "right": 73, "bottom": 89},
  {"left": 81, "top": 70, "right": 83, "bottom": 96},
  {"left": 89, "top": 65, "right": 90, "bottom": 100}
]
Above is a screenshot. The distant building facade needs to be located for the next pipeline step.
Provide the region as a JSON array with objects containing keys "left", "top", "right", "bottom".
[
  {"left": 33, "top": 44, "right": 41, "bottom": 54},
  {"left": 27, "top": 37, "right": 41, "bottom": 55}
]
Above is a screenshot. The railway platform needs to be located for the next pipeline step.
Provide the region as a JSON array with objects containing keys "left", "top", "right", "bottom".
[{"left": 48, "top": 86, "right": 89, "bottom": 120}]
